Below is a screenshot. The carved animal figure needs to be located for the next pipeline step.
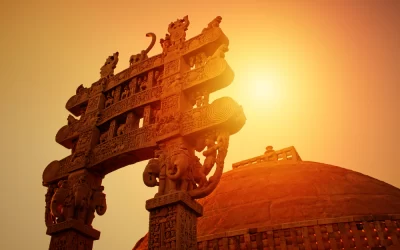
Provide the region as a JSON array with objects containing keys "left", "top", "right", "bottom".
[
  {"left": 105, "top": 92, "right": 114, "bottom": 108},
  {"left": 100, "top": 52, "right": 119, "bottom": 78},
  {"left": 121, "top": 86, "right": 130, "bottom": 99},
  {"left": 166, "top": 146, "right": 193, "bottom": 192},
  {"left": 160, "top": 34, "right": 171, "bottom": 55},
  {"left": 116, "top": 123, "right": 125, "bottom": 136},
  {"left": 50, "top": 180, "right": 74, "bottom": 223},
  {"left": 143, "top": 157, "right": 167, "bottom": 197},
  {"left": 99, "top": 132, "right": 108, "bottom": 143},
  {"left": 129, "top": 33, "right": 156, "bottom": 66},
  {"left": 86, "top": 187, "right": 107, "bottom": 225},
  {"left": 202, "top": 16, "right": 222, "bottom": 33}
]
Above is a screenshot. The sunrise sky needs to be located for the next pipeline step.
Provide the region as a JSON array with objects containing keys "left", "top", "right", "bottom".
[{"left": 0, "top": 1, "right": 399, "bottom": 249}]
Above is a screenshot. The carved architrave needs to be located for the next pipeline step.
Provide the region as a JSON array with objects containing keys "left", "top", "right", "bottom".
[{"left": 96, "top": 85, "right": 162, "bottom": 125}]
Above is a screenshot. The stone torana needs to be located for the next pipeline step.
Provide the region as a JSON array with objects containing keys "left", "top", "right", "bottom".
[{"left": 42, "top": 15, "right": 246, "bottom": 250}]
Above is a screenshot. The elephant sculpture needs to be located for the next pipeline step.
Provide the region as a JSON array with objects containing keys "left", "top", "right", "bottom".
[
  {"left": 73, "top": 175, "right": 92, "bottom": 222},
  {"left": 166, "top": 147, "right": 192, "bottom": 192},
  {"left": 50, "top": 180, "right": 74, "bottom": 223},
  {"left": 86, "top": 187, "right": 107, "bottom": 225},
  {"left": 143, "top": 157, "right": 166, "bottom": 197}
]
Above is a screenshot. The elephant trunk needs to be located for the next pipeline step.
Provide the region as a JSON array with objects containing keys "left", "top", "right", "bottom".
[
  {"left": 96, "top": 202, "right": 107, "bottom": 215},
  {"left": 166, "top": 161, "right": 186, "bottom": 181}
]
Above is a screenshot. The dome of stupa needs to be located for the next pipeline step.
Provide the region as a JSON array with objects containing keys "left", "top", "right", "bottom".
[{"left": 133, "top": 146, "right": 400, "bottom": 250}]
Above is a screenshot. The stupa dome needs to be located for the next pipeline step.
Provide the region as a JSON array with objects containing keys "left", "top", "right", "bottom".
[{"left": 133, "top": 146, "right": 400, "bottom": 250}]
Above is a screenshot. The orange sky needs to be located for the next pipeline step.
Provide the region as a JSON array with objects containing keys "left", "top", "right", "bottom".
[{"left": 0, "top": 1, "right": 399, "bottom": 250}]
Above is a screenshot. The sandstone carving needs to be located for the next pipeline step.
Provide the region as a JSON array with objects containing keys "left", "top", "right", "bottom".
[
  {"left": 130, "top": 33, "right": 156, "bottom": 66},
  {"left": 121, "top": 85, "right": 130, "bottom": 100},
  {"left": 100, "top": 52, "right": 119, "bottom": 79},
  {"left": 160, "top": 33, "right": 171, "bottom": 55},
  {"left": 43, "top": 16, "right": 245, "bottom": 250},
  {"left": 168, "top": 16, "right": 190, "bottom": 48},
  {"left": 202, "top": 16, "right": 222, "bottom": 33}
]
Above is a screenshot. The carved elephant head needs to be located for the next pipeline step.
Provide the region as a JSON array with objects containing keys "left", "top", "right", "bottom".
[
  {"left": 143, "top": 158, "right": 161, "bottom": 187},
  {"left": 73, "top": 175, "right": 91, "bottom": 208},
  {"left": 166, "top": 149, "right": 189, "bottom": 181}
]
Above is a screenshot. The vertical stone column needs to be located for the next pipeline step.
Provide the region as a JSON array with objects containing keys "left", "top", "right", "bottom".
[
  {"left": 46, "top": 169, "right": 107, "bottom": 250},
  {"left": 146, "top": 192, "right": 203, "bottom": 250},
  {"left": 143, "top": 105, "right": 152, "bottom": 127}
]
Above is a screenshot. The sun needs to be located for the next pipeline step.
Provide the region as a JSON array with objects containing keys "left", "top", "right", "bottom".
[{"left": 246, "top": 70, "right": 282, "bottom": 107}]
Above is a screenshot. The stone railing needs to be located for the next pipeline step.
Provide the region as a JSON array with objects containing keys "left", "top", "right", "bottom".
[
  {"left": 232, "top": 146, "right": 302, "bottom": 169},
  {"left": 197, "top": 214, "right": 400, "bottom": 250}
]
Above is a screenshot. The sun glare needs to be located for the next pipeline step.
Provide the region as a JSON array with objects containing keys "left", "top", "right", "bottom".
[{"left": 245, "top": 69, "right": 282, "bottom": 108}]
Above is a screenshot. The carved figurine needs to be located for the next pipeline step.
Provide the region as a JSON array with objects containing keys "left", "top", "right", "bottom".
[
  {"left": 194, "top": 92, "right": 203, "bottom": 108},
  {"left": 136, "top": 77, "right": 143, "bottom": 93},
  {"left": 116, "top": 123, "right": 126, "bottom": 136},
  {"left": 160, "top": 33, "right": 171, "bottom": 55},
  {"left": 202, "top": 16, "right": 222, "bottom": 33},
  {"left": 189, "top": 56, "right": 195, "bottom": 69},
  {"left": 168, "top": 16, "right": 190, "bottom": 48},
  {"left": 50, "top": 180, "right": 74, "bottom": 223},
  {"left": 129, "top": 33, "right": 156, "bottom": 66},
  {"left": 202, "top": 136, "right": 219, "bottom": 175},
  {"left": 45, "top": 185, "right": 56, "bottom": 226},
  {"left": 195, "top": 52, "right": 208, "bottom": 67},
  {"left": 121, "top": 86, "right": 130, "bottom": 100},
  {"left": 264, "top": 145, "right": 278, "bottom": 161},
  {"left": 141, "top": 76, "right": 149, "bottom": 91},
  {"left": 100, "top": 52, "right": 119, "bottom": 79},
  {"left": 105, "top": 92, "right": 114, "bottom": 108},
  {"left": 99, "top": 131, "right": 108, "bottom": 144}
]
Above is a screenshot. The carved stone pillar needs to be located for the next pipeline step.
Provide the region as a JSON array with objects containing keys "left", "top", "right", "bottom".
[
  {"left": 47, "top": 219, "right": 100, "bottom": 250},
  {"left": 46, "top": 169, "right": 107, "bottom": 250},
  {"left": 145, "top": 192, "right": 203, "bottom": 250},
  {"left": 113, "top": 85, "right": 122, "bottom": 103}
]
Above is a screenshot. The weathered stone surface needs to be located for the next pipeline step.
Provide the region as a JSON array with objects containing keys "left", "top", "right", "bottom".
[{"left": 133, "top": 160, "right": 400, "bottom": 249}]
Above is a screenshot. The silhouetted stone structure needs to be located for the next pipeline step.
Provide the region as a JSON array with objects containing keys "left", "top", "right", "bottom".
[{"left": 42, "top": 16, "right": 246, "bottom": 250}]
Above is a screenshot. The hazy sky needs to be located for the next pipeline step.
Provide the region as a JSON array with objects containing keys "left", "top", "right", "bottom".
[{"left": 0, "top": 1, "right": 399, "bottom": 250}]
